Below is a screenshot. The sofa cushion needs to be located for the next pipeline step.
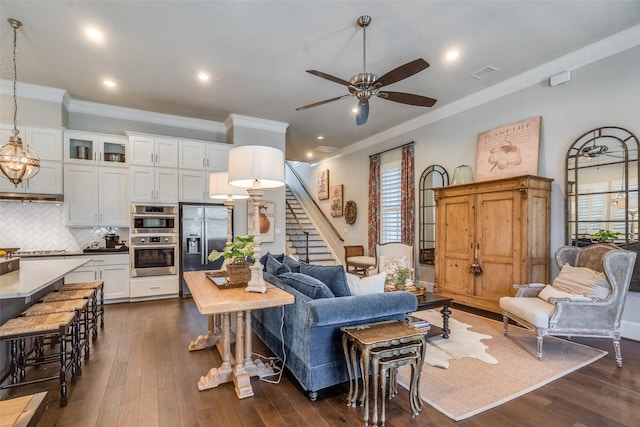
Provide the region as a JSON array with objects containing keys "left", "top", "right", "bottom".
[
  {"left": 300, "top": 263, "right": 351, "bottom": 297},
  {"left": 278, "top": 272, "right": 335, "bottom": 299},
  {"left": 552, "top": 264, "right": 611, "bottom": 299},
  {"left": 260, "top": 252, "right": 284, "bottom": 269},
  {"left": 500, "top": 296, "right": 554, "bottom": 328},
  {"left": 282, "top": 255, "right": 301, "bottom": 273},
  {"left": 266, "top": 255, "right": 291, "bottom": 276},
  {"left": 346, "top": 272, "right": 387, "bottom": 295},
  {"left": 537, "top": 285, "right": 592, "bottom": 303}
]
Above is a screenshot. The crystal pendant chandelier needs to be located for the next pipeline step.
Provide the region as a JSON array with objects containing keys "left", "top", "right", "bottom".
[{"left": 0, "top": 18, "right": 40, "bottom": 187}]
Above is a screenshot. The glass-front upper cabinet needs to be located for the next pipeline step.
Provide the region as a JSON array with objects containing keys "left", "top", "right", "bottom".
[
  {"left": 418, "top": 165, "right": 449, "bottom": 264},
  {"left": 566, "top": 126, "right": 639, "bottom": 246},
  {"left": 64, "top": 130, "right": 128, "bottom": 166}
]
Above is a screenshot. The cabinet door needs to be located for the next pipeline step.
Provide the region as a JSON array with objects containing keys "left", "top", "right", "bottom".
[
  {"left": 179, "top": 140, "right": 206, "bottom": 170},
  {"left": 179, "top": 170, "right": 206, "bottom": 202},
  {"left": 154, "top": 137, "right": 178, "bottom": 168},
  {"left": 26, "top": 126, "right": 63, "bottom": 161},
  {"left": 155, "top": 168, "right": 179, "bottom": 203},
  {"left": 99, "top": 167, "right": 129, "bottom": 226},
  {"left": 25, "top": 161, "right": 63, "bottom": 194},
  {"left": 64, "top": 130, "right": 99, "bottom": 164},
  {"left": 64, "top": 164, "right": 99, "bottom": 226},
  {"left": 205, "top": 143, "right": 230, "bottom": 171},
  {"left": 129, "top": 136, "right": 156, "bottom": 165},
  {"left": 65, "top": 267, "right": 98, "bottom": 284},
  {"left": 129, "top": 166, "right": 156, "bottom": 203},
  {"left": 436, "top": 194, "right": 474, "bottom": 295},
  {"left": 100, "top": 136, "right": 128, "bottom": 167},
  {"left": 474, "top": 191, "right": 521, "bottom": 301},
  {"left": 100, "top": 264, "right": 130, "bottom": 301}
]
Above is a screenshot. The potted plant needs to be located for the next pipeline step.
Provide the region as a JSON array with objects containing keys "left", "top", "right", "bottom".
[
  {"left": 388, "top": 267, "right": 411, "bottom": 290},
  {"left": 591, "top": 229, "right": 620, "bottom": 243},
  {"left": 208, "top": 235, "right": 255, "bottom": 284}
]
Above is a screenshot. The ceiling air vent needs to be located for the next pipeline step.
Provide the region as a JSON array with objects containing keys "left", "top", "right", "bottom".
[
  {"left": 470, "top": 66, "right": 499, "bottom": 79},
  {"left": 314, "top": 145, "right": 338, "bottom": 153}
]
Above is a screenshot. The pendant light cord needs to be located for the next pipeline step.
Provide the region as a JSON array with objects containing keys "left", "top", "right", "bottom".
[{"left": 9, "top": 18, "right": 21, "bottom": 139}]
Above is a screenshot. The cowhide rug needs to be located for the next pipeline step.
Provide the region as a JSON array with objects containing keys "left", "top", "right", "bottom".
[{"left": 415, "top": 309, "right": 498, "bottom": 368}]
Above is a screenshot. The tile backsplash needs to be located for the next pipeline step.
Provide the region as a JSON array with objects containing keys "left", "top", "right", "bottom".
[{"left": 0, "top": 201, "right": 129, "bottom": 250}]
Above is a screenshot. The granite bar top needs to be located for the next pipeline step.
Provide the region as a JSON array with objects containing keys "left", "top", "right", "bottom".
[{"left": 0, "top": 258, "right": 91, "bottom": 299}]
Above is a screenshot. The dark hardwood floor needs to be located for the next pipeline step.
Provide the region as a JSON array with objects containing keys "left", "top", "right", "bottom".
[{"left": 5, "top": 298, "right": 639, "bottom": 426}]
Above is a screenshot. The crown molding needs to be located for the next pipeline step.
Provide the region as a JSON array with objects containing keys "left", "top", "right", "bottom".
[
  {"left": 0, "top": 80, "right": 67, "bottom": 103},
  {"left": 326, "top": 24, "right": 640, "bottom": 162},
  {"left": 67, "top": 98, "right": 226, "bottom": 133},
  {"left": 225, "top": 114, "right": 289, "bottom": 134}
]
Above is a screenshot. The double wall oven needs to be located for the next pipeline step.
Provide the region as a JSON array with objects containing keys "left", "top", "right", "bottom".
[{"left": 130, "top": 205, "right": 178, "bottom": 278}]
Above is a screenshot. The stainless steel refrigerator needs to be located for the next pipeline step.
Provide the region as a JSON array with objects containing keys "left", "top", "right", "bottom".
[{"left": 179, "top": 203, "right": 229, "bottom": 296}]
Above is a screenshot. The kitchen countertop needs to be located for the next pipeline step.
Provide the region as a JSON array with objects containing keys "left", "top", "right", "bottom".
[{"left": 0, "top": 258, "right": 91, "bottom": 299}]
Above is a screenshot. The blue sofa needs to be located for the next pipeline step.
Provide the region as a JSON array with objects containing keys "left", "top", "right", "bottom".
[{"left": 252, "top": 255, "right": 417, "bottom": 400}]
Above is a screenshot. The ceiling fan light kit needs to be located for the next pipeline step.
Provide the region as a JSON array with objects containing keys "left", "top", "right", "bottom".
[{"left": 296, "top": 15, "right": 437, "bottom": 126}]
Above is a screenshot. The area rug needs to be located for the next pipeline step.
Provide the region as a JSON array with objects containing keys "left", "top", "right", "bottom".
[{"left": 397, "top": 309, "right": 608, "bottom": 421}]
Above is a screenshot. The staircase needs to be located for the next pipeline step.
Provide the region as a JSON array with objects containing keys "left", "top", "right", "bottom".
[{"left": 285, "top": 186, "right": 336, "bottom": 265}]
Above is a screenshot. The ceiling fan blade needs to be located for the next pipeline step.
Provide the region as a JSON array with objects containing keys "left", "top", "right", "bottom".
[
  {"left": 377, "top": 91, "right": 437, "bottom": 107},
  {"left": 356, "top": 100, "right": 369, "bottom": 126},
  {"left": 306, "top": 70, "right": 352, "bottom": 86},
  {"left": 373, "top": 58, "right": 430, "bottom": 87},
  {"left": 296, "top": 94, "right": 351, "bottom": 111}
]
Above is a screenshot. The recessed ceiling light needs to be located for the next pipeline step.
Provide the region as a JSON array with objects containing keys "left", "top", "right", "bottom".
[
  {"left": 198, "top": 72, "right": 209, "bottom": 81},
  {"left": 446, "top": 50, "right": 459, "bottom": 61},
  {"left": 307, "top": 152, "right": 313, "bottom": 158},
  {"left": 352, "top": 108, "right": 358, "bottom": 113},
  {"left": 85, "top": 27, "right": 103, "bottom": 42},
  {"left": 103, "top": 80, "right": 116, "bottom": 88},
  {"left": 316, "top": 136, "right": 324, "bottom": 140}
]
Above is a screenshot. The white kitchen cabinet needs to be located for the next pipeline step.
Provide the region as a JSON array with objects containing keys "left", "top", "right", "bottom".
[
  {"left": 129, "top": 165, "right": 178, "bottom": 203},
  {"left": 0, "top": 161, "right": 62, "bottom": 194},
  {"left": 205, "top": 143, "right": 230, "bottom": 171},
  {"left": 129, "top": 275, "right": 178, "bottom": 300},
  {"left": 179, "top": 139, "right": 230, "bottom": 171},
  {"left": 64, "top": 254, "right": 130, "bottom": 302},
  {"left": 129, "top": 135, "right": 178, "bottom": 168},
  {"left": 64, "top": 130, "right": 127, "bottom": 167},
  {"left": 179, "top": 169, "right": 207, "bottom": 202},
  {"left": 64, "top": 164, "right": 129, "bottom": 227},
  {"left": 0, "top": 123, "right": 63, "bottom": 162}
]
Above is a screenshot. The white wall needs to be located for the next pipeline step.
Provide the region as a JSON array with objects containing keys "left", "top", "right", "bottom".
[{"left": 295, "top": 46, "right": 640, "bottom": 338}]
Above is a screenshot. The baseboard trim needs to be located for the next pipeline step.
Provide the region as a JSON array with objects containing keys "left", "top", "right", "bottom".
[{"left": 621, "top": 320, "right": 640, "bottom": 342}]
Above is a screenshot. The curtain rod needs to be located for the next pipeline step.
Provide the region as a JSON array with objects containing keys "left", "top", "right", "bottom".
[{"left": 369, "top": 141, "right": 414, "bottom": 157}]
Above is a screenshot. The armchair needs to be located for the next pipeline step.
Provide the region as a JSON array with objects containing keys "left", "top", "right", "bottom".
[
  {"left": 500, "top": 243, "right": 636, "bottom": 366},
  {"left": 344, "top": 245, "right": 375, "bottom": 277},
  {"left": 375, "top": 242, "right": 415, "bottom": 281}
]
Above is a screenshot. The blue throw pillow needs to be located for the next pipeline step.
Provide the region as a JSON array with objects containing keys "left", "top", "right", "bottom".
[
  {"left": 300, "top": 263, "right": 351, "bottom": 297},
  {"left": 266, "top": 255, "right": 291, "bottom": 276},
  {"left": 282, "top": 255, "right": 301, "bottom": 273},
  {"left": 279, "top": 272, "right": 335, "bottom": 299},
  {"left": 259, "top": 252, "right": 284, "bottom": 270}
]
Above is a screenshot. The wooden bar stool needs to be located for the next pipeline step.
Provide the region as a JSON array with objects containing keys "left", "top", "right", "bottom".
[
  {"left": 42, "top": 288, "right": 99, "bottom": 342},
  {"left": 22, "top": 299, "right": 91, "bottom": 362},
  {"left": 59, "top": 281, "right": 104, "bottom": 329},
  {"left": 0, "top": 311, "right": 79, "bottom": 406}
]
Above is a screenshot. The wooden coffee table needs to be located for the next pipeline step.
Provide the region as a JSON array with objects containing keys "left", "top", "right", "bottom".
[{"left": 415, "top": 293, "right": 453, "bottom": 339}]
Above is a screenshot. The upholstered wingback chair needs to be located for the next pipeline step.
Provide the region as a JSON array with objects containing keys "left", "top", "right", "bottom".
[
  {"left": 375, "top": 242, "right": 415, "bottom": 281},
  {"left": 500, "top": 243, "right": 636, "bottom": 367}
]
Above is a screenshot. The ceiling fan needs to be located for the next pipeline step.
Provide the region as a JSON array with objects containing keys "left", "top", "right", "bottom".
[{"left": 296, "top": 15, "right": 437, "bottom": 126}]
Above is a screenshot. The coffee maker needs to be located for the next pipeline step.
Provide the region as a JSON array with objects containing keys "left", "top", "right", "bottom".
[{"left": 104, "top": 233, "right": 119, "bottom": 249}]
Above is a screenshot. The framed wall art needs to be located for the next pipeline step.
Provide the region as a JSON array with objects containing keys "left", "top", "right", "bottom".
[
  {"left": 318, "top": 169, "right": 329, "bottom": 200},
  {"left": 330, "top": 184, "right": 343, "bottom": 217},
  {"left": 247, "top": 200, "right": 275, "bottom": 243},
  {"left": 476, "top": 116, "right": 541, "bottom": 181}
]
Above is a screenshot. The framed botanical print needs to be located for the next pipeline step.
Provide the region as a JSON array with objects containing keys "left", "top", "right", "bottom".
[
  {"left": 318, "top": 169, "right": 329, "bottom": 200},
  {"left": 247, "top": 200, "right": 275, "bottom": 243},
  {"left": 330, "top": 184, "right": 343, "bottom": 217}
]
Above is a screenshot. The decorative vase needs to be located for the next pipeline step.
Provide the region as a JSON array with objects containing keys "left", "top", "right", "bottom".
[{"left": 226, "top": 263, "right": 251, "bottom": 285}]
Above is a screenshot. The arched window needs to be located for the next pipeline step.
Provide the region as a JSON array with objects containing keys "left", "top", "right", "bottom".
[{"left": 418, "top": 165, "right": 448, "bottom": 264}]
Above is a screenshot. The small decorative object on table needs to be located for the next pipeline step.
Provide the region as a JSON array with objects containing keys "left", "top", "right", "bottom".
[{"left": 208, "top": 235, "right": 255, "bottom": 285}]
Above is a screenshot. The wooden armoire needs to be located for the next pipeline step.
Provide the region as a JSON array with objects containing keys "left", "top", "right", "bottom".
[{"left": 433, "top": 175, "right": 553, "bottom": 313}]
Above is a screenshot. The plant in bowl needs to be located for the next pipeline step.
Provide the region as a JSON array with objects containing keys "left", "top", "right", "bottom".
[
  {"left": 591, "top": 229, "right": 620, "bottom": 243},
  {"left": 389, "top": 267, "right": 411, "bottom": 290}
]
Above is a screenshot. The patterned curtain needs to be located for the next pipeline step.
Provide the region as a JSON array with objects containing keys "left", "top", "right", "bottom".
[
  {"left": 368, "top": 154, "right": 381, "bottom": 257},
  {"left": 401, "top": 144, "right": 415, "bottom": 245}
]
